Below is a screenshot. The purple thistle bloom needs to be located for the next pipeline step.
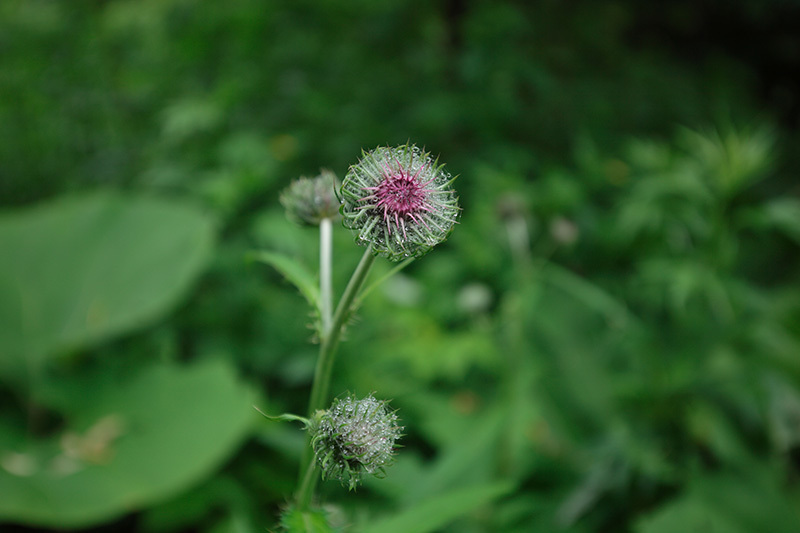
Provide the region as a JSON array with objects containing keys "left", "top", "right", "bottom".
[{"left": 339, "top": 144, "right": 460, "bottom": 261}]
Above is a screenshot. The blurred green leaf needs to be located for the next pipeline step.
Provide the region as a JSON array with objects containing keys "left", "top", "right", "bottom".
[
  {"left": 0, "top": 191, "right": 215, "bottom": 382},
  {"left": 692, "top": 471, "right": 800, "bottom": 533},
  {"left": 742, "top": 198, "right": 800, "bottom": 245},
  {"left": 0, "top": 358, "right": 256, "bottom": 528},
  {"left": 142, "top": 476, "right": 253, "bottom": 533},
  {"left": 280, "top": 507, "right": 334, "bottom": 533},
  {"left": 543, "top": 264, "right": 634, "bottom": 329},
  {"left": 359, "top": 481, "right": 514, "bottom": 533},
  {"left": 160, "top": 96, "right": 224, "bottom": 144},
  {"left": 686, "top": 400, "right": 750, "bottom": 463},
  {"left": 249, "top": 251, "right": 320, "bottom": 310},
  {"left": 637, "top": 258, "right": 734, "bottom": 321},
  {"left": 636, "top": 494, "right": 749, "bottom": 533},
  {"left": 681, "top": 126, "right": 775, "bottom": 197},
  {"left": 207, "top": 510, "right": 259, "bottom": 533},
  {"left": 394, "top": 406, "right": 505, "bottom": 504},
  {"left": 637, "top": 469, "right": 800, "bottom": 533}
]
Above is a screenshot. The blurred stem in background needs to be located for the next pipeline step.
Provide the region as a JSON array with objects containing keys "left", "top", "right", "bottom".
[{"left": 497, "top": 198, "right": 536, "bottom": 478}]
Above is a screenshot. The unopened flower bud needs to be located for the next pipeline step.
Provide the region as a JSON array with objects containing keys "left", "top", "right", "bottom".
[
  {"left": 339, "top": 144, "right": 460, "bottom": 261},
  {"left": 309, "top": 394, "right": 402, "bottom": 490},
  {"left": 280, "top": 169, "right": 341, "bottom": 226}
]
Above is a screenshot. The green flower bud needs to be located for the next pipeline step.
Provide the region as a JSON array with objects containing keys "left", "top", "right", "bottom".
[
  {"left": 309, "top": 394, "right": 402, "bottom": 490},
  {"left": 280, "top": 169, "right": 341, "bottom": 226}
]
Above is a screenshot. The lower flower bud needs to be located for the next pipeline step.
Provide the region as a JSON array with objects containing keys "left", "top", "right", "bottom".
[{"left": 309, "top": 393, "right": 402, "bottom": 490}]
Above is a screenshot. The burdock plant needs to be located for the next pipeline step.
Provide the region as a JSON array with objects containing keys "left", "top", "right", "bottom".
[
  {"left": 253, "top": 144, "right": 458, "bottom": 525},
  {"left": 340, "top": 144, "right": 460, "bottom": 261}
]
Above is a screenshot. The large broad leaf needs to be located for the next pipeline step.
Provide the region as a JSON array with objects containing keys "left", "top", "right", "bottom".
[
  {"left": 0, "top": 359, "right": 256, "bottom": 528},
  {"left": 0, "top": 191, "right": 215, "bottom": 381}
]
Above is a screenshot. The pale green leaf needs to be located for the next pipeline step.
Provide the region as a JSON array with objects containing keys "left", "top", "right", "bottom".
[
  {"left": 0, "top": 359, "right": 256, "bottom": 528},
  {"left": 0, "top": 191, "right": 215, "bottom": 381}
]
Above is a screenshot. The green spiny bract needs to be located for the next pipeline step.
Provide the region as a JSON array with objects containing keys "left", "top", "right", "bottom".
[{"left": 309, "top": 394, "right": 402, "bottom": 490}]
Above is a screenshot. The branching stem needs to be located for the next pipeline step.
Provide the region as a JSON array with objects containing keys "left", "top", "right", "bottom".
[{"left": 295, "top": 243, "right": 376, "bottom": 511}]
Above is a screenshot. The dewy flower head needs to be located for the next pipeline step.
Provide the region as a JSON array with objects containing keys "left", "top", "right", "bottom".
[
  {"left": 280, "top": 169, "right": 341, "bottom": 226},
  {"left": 339, "top": 144, "right": 459, "bottom": 261},
  {"left": 309, "top": 393, "right": 402, "bottom": 490}
]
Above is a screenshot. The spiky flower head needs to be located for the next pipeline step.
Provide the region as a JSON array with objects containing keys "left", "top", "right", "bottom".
[
  {"left": 280, "top": 169, "right": 341, "bottom": 226},
  {"left": 339, "top": 144, "right": 459, "bottom": 261},
  {"left": 309, "top": 393, "right": 402, "bottom": 490}
]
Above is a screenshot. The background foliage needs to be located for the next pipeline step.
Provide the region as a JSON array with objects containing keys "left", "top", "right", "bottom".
[{"left": 2, "top": 1, "right": 800, "bottom": 531}]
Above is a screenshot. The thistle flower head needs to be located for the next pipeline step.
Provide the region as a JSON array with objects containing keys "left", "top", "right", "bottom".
[
  {"left": 309, "top": 393, "right": 402, "bottom": 490},
  {"left": 280, "top": 169, "right": 341, "bottom": 226},
  {"left": 339, "top": 144, "right": 459, "bottom": 261}
]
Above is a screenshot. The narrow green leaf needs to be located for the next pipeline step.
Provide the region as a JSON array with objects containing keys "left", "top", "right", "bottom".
[
  {"left": 252, "top": 406, "right": 310, "bottom": 427},
  {"left": 249, "top": 251, "right": 320, "bottom": 310},
  {"left": 543, "top": 263, "right": 635, "bottom": 328},
  {"left": 356, "top": 256, "right": 416, "bottom": 305},
  {"left": 359, "top": 481, "right": 514, "bottom": 533}
]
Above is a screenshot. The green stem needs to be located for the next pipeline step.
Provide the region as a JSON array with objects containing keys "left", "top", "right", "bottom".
[
  {"left": 309, "top": 244, "right": 376, "bottom": 414},
  {"left": 295, "top": 452, "right": 320, "bottom": 512},
  {"left": 295, "top": 244, "right": 377, "bottom": 510},
  {"left": 319, "top": 218, "right": 333, "bottom": 336}
]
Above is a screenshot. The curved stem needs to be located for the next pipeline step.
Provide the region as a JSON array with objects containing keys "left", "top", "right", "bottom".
[{"left": 295, "top": 244, "right": 376, "bottom": 510}]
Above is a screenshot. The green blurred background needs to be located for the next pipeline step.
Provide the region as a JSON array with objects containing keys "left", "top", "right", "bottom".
[{"left": 2, "top": 1, "right": 800, "bottom": 531}]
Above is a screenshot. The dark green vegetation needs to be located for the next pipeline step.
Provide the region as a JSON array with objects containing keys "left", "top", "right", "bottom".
[{"left": 2, "top": 1, "right": 800, "bottom": 531}]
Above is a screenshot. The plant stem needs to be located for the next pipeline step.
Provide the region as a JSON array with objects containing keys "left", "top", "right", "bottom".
[
  {"left": 319, "top": 218, "right": 333, "bottom": 336},
  {"left": 309, "top": 243, "right": 376, "bottom": 414},
  {"left": 295, "top": 244, "right": 377, "bottom": 510},
  {"left": 295, "top": 452, "right": 319, "bottom": 512}
]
